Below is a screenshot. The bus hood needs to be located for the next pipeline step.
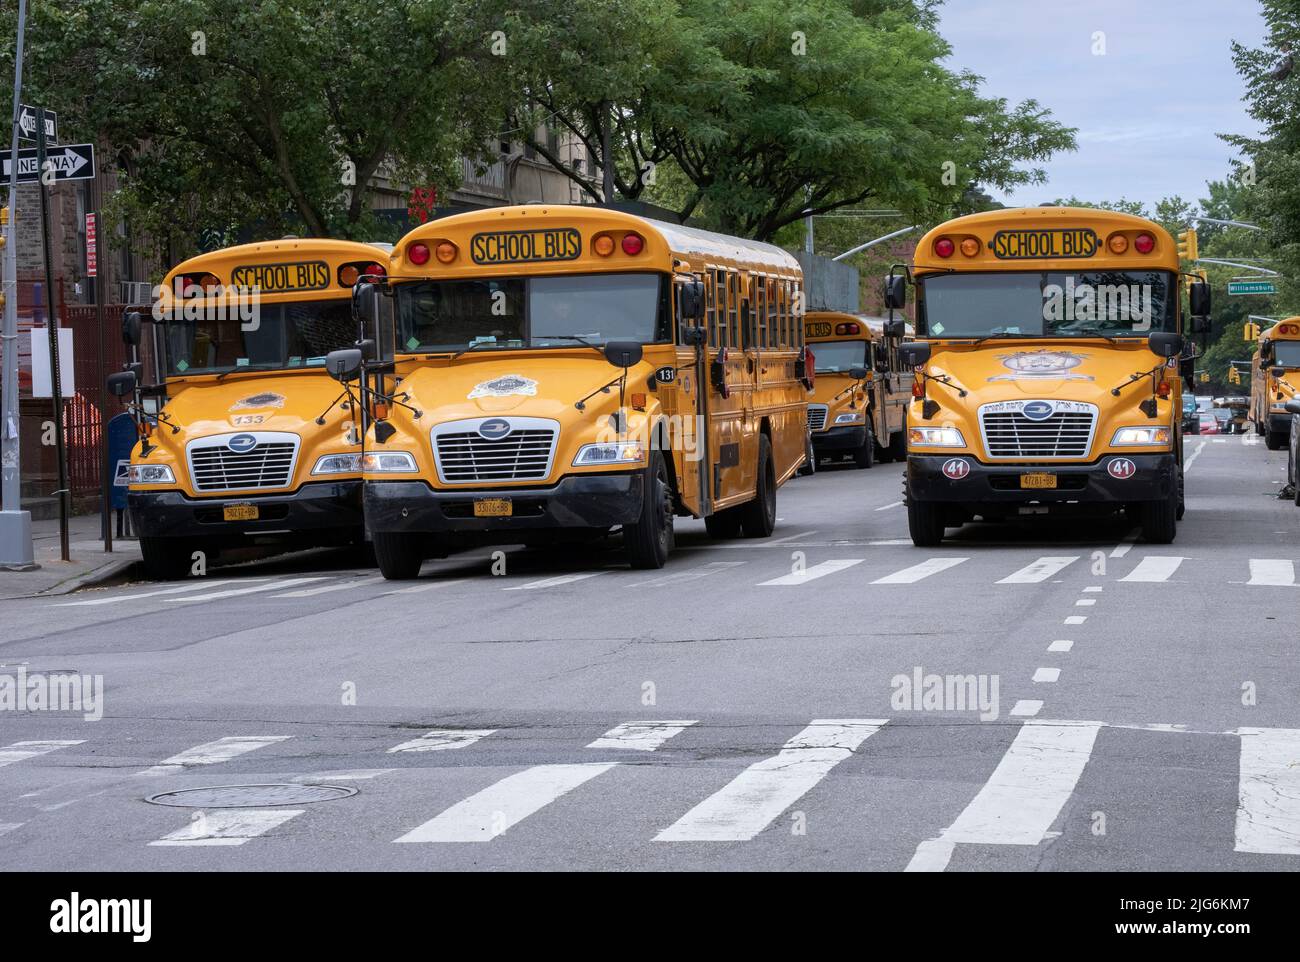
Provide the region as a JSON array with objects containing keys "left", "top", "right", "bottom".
[{"left": 158, "top": 371, "right": 354, "bottom": 436}]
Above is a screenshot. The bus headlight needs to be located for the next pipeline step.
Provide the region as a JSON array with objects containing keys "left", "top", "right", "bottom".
[
  {"left": 908, "top": 426, "right": 965, "bottom": 447},
  {"left": 361, "top": 451, "right": 418, "bottom": 473},
  {"left": 834, "top": 412, "right": 866, "bottom": 425},
  {"left": 1111, "top": 426, "right": 1171, "bottom": 446},
  {"left": 573, "top": 441, "right": 645, "bottom": 466},
  {"left": 312, "top": 453, "right": 363, "bottom": 475},
  {"left": 128, "top": 464, "right": 175, "bottom": 484}
]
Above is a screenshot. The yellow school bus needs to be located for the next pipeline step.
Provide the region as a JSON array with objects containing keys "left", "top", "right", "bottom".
[
  {"left": 356, "top": 204, "right": 809, "bottom": 577},
  {"left": 1250, "top": 317, "right": 1300, "bottom": 449},
  {"left": 108, "top": 239, "right": 391, "bottom": 578},
  {"left": 886, "top": 207, "right": 1210, "bottom": 546},
  {"left": 803, "top": 311, "right": 911, "bottom": 468}
]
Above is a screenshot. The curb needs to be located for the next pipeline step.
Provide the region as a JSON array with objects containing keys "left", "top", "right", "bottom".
[{"left": 29, "top": 556, "right": 144, "bottom": 599}]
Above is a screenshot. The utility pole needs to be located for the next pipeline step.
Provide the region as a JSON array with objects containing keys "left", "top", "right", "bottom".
[
  {"left": 0, "top": 0, "right": 34, "bottom": 569},
  {"left": 601, "top": 101, "right": 614, "bottom": 205},
  {"left": 37, "top": 106, "right": 70, "bottom": 562}
]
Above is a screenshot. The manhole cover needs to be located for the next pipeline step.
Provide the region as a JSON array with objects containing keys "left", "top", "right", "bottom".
[{"left": 144, "top": 783, "right": 358, "bottom": 809}]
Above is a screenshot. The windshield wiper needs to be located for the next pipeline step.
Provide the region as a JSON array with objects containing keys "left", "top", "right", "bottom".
[
  {"left": 535, "top": 334, "right": 601, "bottom": 350},
  {"left": 970, "top": 331, "right": 1028, "bottom": 347},
  {"left": 450, "top": 341, "right": 508, "bottom": 360},
  {"left": 1058, "top": 327, "right": 1119, "bottom": 345}
]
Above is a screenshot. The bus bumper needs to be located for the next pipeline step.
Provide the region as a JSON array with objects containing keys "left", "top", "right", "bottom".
[
  {"left": 128, "top": 480, "right": 364, "bottom": 542},
  {"left": 905, "top": 453, "right": 1177, "bottom": 505},
  {"left": 364, "top": 473, "right": 644, "bottom": 534},
  {"left": 811, "top": 425, "right": 867, "bottom": 453}
]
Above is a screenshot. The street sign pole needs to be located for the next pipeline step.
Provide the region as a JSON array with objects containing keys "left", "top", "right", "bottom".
[
  {"left": 0, "top": 0, "right": 34, "bottom": 569},
  {"left": 36, "top": 106, "right": 69, "bottom": 562}
]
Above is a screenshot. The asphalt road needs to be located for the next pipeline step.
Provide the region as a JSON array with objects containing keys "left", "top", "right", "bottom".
[{"left": 1, "top": 433, "right": 1297, "bottom": 871}]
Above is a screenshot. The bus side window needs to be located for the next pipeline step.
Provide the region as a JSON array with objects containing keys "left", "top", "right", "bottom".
[
  {"left": 728, "top": 272, "right": 741, "bottom": 349},
  {"left": 777, "top": 281, "right": 790, "bottom": 348},
  {"left": 754, "top": 274, "right": 767, "bottom": 349},
  {"left": 706, "top": 268, "right": 718, "bottom": 348},
  {"left": 714, "top": 268, "right": 728, "bottom": 348},
  {"left": 792, "top": 283, "right": 803, "bottom": 348}
]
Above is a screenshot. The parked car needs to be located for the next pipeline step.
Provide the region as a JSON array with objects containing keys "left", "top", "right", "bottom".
[
  {"left": 1198, "top": 412, "right": 1221, "bottom": 435},
  {"left": 1182, "top": 395, "right": 1200, "bottom": 434},
  {"left": 1212, "top": 407, "right": 1235, "bottom": 434},
  {"left": 1287, "top": 399, "right": 1300, "bottom": 506}
]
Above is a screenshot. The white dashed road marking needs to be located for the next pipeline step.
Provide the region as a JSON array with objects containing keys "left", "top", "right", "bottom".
[
  {"left": 0, "top": 740, "right": 84, "bottom": 769},
  {"left": 505, "top": 572, "right": 608, "bottom": 590},
  {"left": 587, "top": 721, "right": 696, "bottom": 752},
  {"left": 1235, "top": 727, "right": 1300, "bottom": 855},
  {"left": 1246, "top": 559, "right": 1296, "bottom": 587},
  {"left": 759, "top": 559, "right": 864, "bottom": 586},
  {"left": 1119, "top": 556, "right": 1186, "bottom": 583},
  {"left": 997, "top": 556, "right": 1079, "bottom": 584},
  {"left": 273, "top": 576, "right": 385, "bottom": 598},
  {"left": 871, "top": 558, "right": 968, "bottom": 585},
  {"left": 388, "top": 730, "right": 496, "bottom": 754},
  {"left": 138, "top": 735, "right": 290, "bottom": 777},
  {"left": 150, "top": 809, "right": 303, "bottom": 847}
]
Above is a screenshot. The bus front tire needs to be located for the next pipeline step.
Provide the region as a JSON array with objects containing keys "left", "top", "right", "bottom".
[
  {"left": 624, "top": 452, "right": 675, "bottom": 569},
  {"left": 1139, "top": 488, "right": 1178, "bottom": 544},
  {"left": 888, "top": 427, "right": 908, "bottom": 462},
  {"left": 1266, "top": 430, "right": 1287, "bottom": 450},
  {"left": 139, "top": 538, "right": 198, "bottom": 581},
  {"left": 907, "top": 499, "right": 946, "bottom": 547},
  {"left": 739, "top": 434, "right": 777, "bottom": 538},
  {"left": 373, "top": 531, "right": 424, "bottom": 580}
]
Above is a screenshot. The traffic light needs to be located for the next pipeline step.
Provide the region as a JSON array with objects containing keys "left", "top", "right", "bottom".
[
  {"left": 1228, "top": 366, "right": 1242, "bottom": 385},
  {"left": 1244, "top": 321, "right": 1261, "bottom": 341},
  {"left": 1198, "top": 371, "right": 1211, "bottom": 383},
  {"left": 1177, "top": 228, "right": 1199, "bottom": 262}
]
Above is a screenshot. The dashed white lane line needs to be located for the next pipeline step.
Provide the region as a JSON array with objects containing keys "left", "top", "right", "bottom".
[
  {"left": 1235, "top": 727, "right": 1300, "bottom": 855},
  {"left": 150, "top": 809, "right": 304, "bottom": 847},
  {"left": 871, "top": 557, "right": 969, "bottom": 585},
  {"left": 293, "top": 769, "right": 394, "bottom": 782},
  {"left": 137, "top": 735, "right": 290, "bottom": 777},
  {"left": 1083, "top": 586, "right": 1103, "bottom": 593},
  {"left": 384, "top": 578, "right": 467, "bottom": 595},
  {"left": 587, "top": 721, "right": 697, "bottom": 752},
  {"left": 769, "top": 530, "right": 818, "bottom": 545},
  {"left": 1074, "top": 598, "right": 1096, "bottom": 606},
  {"left": 1246, "top": 559, "right": 1296, "bottom": 587},
  {"left": 1109, "top": 531, "right": 1140, "bottom": 558},
  {"left": 875, "top": 501, "right": 904, "bottom": 511},
  {"left": 394, "top": 763, "right": 617, "bottom": 843},
  {"left": 1033, "top": 667, "right": 1061, "bottom": 683},
  {"left": 1048, "top": 640, "right": 1074, "bottom": 653},
  {"left": 273, "top": 576, "right": 385, "bottom": 598},
  {"left": 1009, "top": 701, "right": 1043, "bottom": 718},
  {"left": 1064, "top": 616, "right": 1087, "bottom": 625},
  {"left": 1183, "top": 438, "right": 1209, "bottom": 473},
  {"left": 997, "top": 556, "right": 1079, "bottom": 584},
  {"left": 52, "top": 579, "right": 258, "bottom": 606},
  {"left": 0, "top": 740, "right": 84, "bottom": 768},
  {"left": 655, "top": 720, "right": 887, "bottom": 842},
  {"left": 1119, "top": 556, "right": 1187, "bottom": 583},
  {"left": 905, "top": 720, "right": 1102, "bottom": 871},
  {"left": 759, "top": 559, "right": 865, "bottom": 586},
  {"left": 388, "top": 730, "right": 496, "bottom": 754},
  {"left": 0, "top": 822, "right": 23, "bottom": 836},
  {"left": 629, "top": 561, "right": 746, "bottom": 589},
  {"left": 505, "top": 572, "right": 608, "bottom": 591}
]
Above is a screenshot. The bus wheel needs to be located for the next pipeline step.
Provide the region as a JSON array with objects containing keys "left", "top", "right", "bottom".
[
  {"left": 1139, "top": 488, "right": 1178, "bottom": 544},
  {"left": 739, "top": 434, "right": 777, "bottom": 538},
  {"left": 888, "top": 427, "right": 908, "bottom": 461},
  {"left": 906, "top": 500, "right": 946, "bottom": 547},
  {"left": 624, "top": 451, "right": 675, "bottom": 569},
  {"left": 1176, "top": 467, "right": 1186, "bottom": 521},
  {"left": 852, "top": 428, "right": 876, "bottom": 469},
  {"left": 139, "top": 538, "right": 198, "bottom": 581},
  {"left": 1266, "top": 431, "right": 1286, "bottom": 451},
  {"left": 797, "top": 435, "right": 816, "bottom": 476},
  {"left": 372, "top": 531, "right": 424, "bottom": 580}
]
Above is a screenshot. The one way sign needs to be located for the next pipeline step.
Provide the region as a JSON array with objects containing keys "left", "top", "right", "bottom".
[
  {"left": 0, "top": 143, "right": 95, "bottom": 184},
  {"left": 17, "top": 104, "right": 57, "bottom": 143}
]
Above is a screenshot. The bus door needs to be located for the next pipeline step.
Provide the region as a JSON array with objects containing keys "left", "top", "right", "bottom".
[
  {"left": 708, "top": 267, "right": 749, "bottom": 504},
  {"left": 672, "top": 274, "right": 711, "bottom": 518}
]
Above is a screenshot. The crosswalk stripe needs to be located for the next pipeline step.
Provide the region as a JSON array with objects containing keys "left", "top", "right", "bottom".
[
  {"left": 394, "top": 763, "right": 617, "bottom": 843},
  {"left": 1119, "top": 556, "right": 1186, "bottom": 583},
  {"left": 384, "top": 578, "right": 466, "bottom": 595},
  {"left": 997, "top": 556, "right": 1079, "bottom": 584},
  {"left": 273, "top": 576, "right": 385, "bottom": 598},
  {"left": 1009, "top": 700, "right": 1043, "bottom": 717},
  {"left": 53, "top": 579, "right": 256, "bottom": 606},
  {"left": 1235, "top": 727, "right": 1300, "bottom": 855},
  {"left": 629, "top": 561, "right": 746, "bottom": 589},
  {"left": 0, "top": 822, "right": 22, "bottom": 836},
  {"left": 504, "top": 572, "right": 607, "bottom": 591},
  {"left": 1246, "top": 559, "right": 1296, "bottom": 587},
  {"left": 138, "top": 735, "right": 290, "bottom": 777},
  {"left": 587, "top": 721, "right": 696, "bottom": 752},
  {"left": 149, "top": 809, "right": 304, "bottom": 847},
  {"left": 906, "top": 720, "right": 1101, "bottom": 871},
  {"left": 292, "top": 770, "right": 394, "bottom": 782},
  {"left": 0, "top": 740, "right": 84, "bottom": 769},
  {"left": 388, "top": 730, "right": 496, "bottom": 754},
  {"left": 871, "top": 558, "right": 968, "bottom": 585},
  {"left": 655, "top": 719, "right": 887, "bottom": 842},
  {"left": 758, "top": 559, "right": 864, "bottom": 586},
  {"left": 168, "top": 577, "right": 331, "bottom": 603}
]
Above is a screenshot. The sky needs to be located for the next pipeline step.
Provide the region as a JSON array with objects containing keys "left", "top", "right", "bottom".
[{"left": 938, "top": 0, "right": 1269, "bottom": 211}]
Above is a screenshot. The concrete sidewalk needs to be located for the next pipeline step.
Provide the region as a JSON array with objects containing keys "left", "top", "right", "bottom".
[{"left": 0, "top": 511, "right": 141, "bottom": 600}]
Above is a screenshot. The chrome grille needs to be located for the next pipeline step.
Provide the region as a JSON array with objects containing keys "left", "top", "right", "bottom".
[
  {"left": 433, "top": 418, "right": 558, "bottom": 483},
  {"left": 807, "top": 405, "right": 829, "bottom": 432},
  {"left": 188, "top": 434, "right": 299, "bottom": 491},
  {"left": 980, "top": 403, "right": 1097, "bottom": 459}
]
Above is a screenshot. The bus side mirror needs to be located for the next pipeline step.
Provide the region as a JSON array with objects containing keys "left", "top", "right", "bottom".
[
  {"left": 121, "top": 311, "right": 142, "bottom": 347},
  {"left": 351, "top": 282, "right": 377, "bottom": 326},
  {"left": 604, "top": 341, "right": 643, "bottom": 370},
  {"left": 678, "top": 279, "right": 704, "bottom": 322},
  {"left": 849, "top": 366, "right": 869, "bottom": 381},
  {"left": 107, "top": 370, "right": 137, "bottom": 397},
  {"left": 898, "top": 342, "right": 931, "bottom": 368},
  {"left": 356, "top": 338, "right": 377, "bottom": 361},
  {"left": 325, "top": 348, "right": 364, "bottom": 382},
  {"left": 1189, "top": 279, "right": 1211, "bottom": 318},
  {"left": 884, "top": 317, "right": 906, "bottom": 339},
  {"left": 1148, "top": 332, "right": 1184, "bottom": 359},
  {"left": 884, "top": 274, "right": 907, "bottom": 310},
  {"left": 1272, "top": 366, "right": 1286, "bottom": 379}
]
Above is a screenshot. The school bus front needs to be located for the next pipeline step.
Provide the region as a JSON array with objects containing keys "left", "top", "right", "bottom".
[
  {"left": 1250, "top": 318, "right": 1300, "bottom": 449},
  {"left": 359, "top": 205, "right": 808, "bottom": 577},
  {"left": 892, "top": 208, "right": 1207, "bottom": 547},
  {"left": 115, "top": 239, "right": 389, "bottom": 578}
]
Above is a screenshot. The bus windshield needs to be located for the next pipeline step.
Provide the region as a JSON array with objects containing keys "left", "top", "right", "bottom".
[
  {"left": 162, "top": 300, "right": 356, "bottom": 376},
  {"left": 1272, "top": 341, "right": 1300, "bottom": 367},
  {"left": 812, "top": 340, "right": 868, "bottom": 373},
  {"left": 395, "top": 272, "right": 669, "bottom": 353},
  {"left": 919, "top": 270, "right": 1177, "bottom": 338}
]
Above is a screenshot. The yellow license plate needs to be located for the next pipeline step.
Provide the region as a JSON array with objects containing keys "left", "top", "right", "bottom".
[
  {"left": 223, "top": 503, "right": 259, "bottom": 521},
  {"left": 1020, "top": 473, "right": 1058, "bottom": 490},
  {"left": 473, "top": 498, "right": 513, "bottom": 517}
]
